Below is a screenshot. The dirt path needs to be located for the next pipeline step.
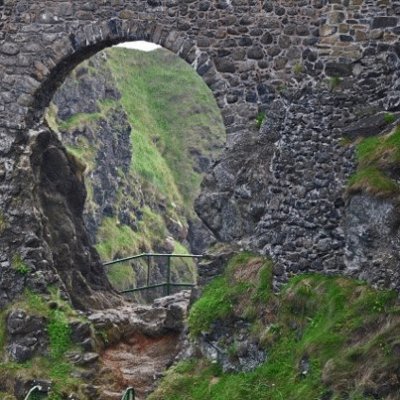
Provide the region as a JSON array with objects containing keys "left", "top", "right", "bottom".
[{"left": 100, "top": 332, "right": 181, "bottom": 400}]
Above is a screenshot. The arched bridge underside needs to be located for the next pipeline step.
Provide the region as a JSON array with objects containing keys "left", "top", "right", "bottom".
[{"left": 1, "top": 0, "right": 400, "bottom": 308}]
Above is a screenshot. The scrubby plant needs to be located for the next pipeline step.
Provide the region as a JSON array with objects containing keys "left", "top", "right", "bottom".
[
  {"left": 293, "top": 62, "right": 304, "bottom": 75},
  {"left": 0, "top": 289, "right": 86, "bottom": 398},
  {"left": 384, "top": 112, "right": 396, "bottom": 124},
  {"left": 255, "top": 111, "right": 266, "bottom": 129},
  {"left": 0, "top": 213, "right": 7, "bottom": 233},
  {"left": 188, "top": 252, "right": 272, "bottom": 336},
  {"left": 329, "top": 76, "right": 342, "bottom": 90},
  {"left": 11, "top": 254, "right": 30, "bottom": 275}
]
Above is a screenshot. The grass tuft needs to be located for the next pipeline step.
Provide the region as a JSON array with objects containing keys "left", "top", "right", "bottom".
[
  {"left": 255, "top": 111, "right": 266, "bottom": 129},
  {"left": 384, "top": 112, "right": 396, "bottom": 124},
  {"left": 11, "top": 254, "right": 30, "bottom": 275},
  {"left": 348, "top": 126, "right": 400, "bottom": 196}
]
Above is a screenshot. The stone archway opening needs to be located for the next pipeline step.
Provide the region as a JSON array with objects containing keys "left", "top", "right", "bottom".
[
  {"left": 39, "top": 38, "right": 226, "bottom": 302},
  {"left": 1, "top": 12, "right": 265, "bottom": 311}
]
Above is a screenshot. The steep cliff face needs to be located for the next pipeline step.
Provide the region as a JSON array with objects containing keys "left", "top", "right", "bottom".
[
  {"left": 0, "top": 124, "right": 121, "bottom": 311},
  {"left": 46, "top": 47, "right": 225, "bottom": 294}
]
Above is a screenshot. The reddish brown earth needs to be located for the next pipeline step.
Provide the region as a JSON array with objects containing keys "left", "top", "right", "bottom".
[{"left": 99, "top": 332, "right": 181, "bottom": 400}]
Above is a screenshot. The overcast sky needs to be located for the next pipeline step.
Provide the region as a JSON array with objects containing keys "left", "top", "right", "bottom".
[{"left": 115, "top": 41, "right": 161, "bottom": 52}]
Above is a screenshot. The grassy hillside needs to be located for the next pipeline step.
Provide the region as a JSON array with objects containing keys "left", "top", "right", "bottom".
[
  {"left": 46, "top": 47, "right": 225, "bottom": 292},
  {"left": 150, "top": 253, "right": 400, "bottom": 400},
  {"left": 106, "top": 47, "right": 225, "bottom": 215}
]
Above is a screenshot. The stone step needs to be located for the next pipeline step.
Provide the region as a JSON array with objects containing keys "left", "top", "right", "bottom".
[{"left": 100, "top": 389, "right": 123, "bottom": 400}]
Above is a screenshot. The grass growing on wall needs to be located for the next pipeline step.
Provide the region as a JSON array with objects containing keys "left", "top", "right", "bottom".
[
  {"left": 348, "top": 127, "right": 400, "bottom": 196},
  {"left": 150, "top": 253, "right": 400, "bottom": 400}
]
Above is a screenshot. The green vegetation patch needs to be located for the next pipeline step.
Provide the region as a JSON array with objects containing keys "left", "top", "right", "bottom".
[
  {"left": 0, "top": 212, "right": 7, "bottom": 233},
  {"left": 0, "top": 289, "right": 89, "bottom": 398},
  {"left": 106, "top": 47, "right": 225, "bottom": 215},
  {"left": 188, "top": 252, "right": 273, "bottom": 336},
  {"left": 151, "top": 254, "right": 400, "bottom": 400},
  {"left": 255, "top": 111, "right": 266, "bottom": 129},
  {"left": 11, "top": 254, "right": 30, "bottom": 275},
  {"left": 348, "top": 127, "right": 400, "bottom": 196},
  {"left": 384, "top": 112, "right": 396, "bottom": 124}
]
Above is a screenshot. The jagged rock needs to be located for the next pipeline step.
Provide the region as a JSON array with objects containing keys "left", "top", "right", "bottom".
[
  {"left": 88, "top": 292, "right": 190, "bottom": 346},
  {"left": 80, "top": 352, "right": 100, "bottom": 365},
  {"left": 196, "top": 319, "right": 266, "bottom": 373},
  {"left": 197, "top": 244, "right": 239, "bottom": 285},
  {"left": 343, "top": 112, "right": 398, "bottom": 139},
  {"left": 344, "top": 194, "right": 400, "bottom": 289},
  {"left": 6, "top": 310, "right": 47, "bottom": 362},
  {"left": 70, "top": 321, "right": 92, "bottom": 344}
]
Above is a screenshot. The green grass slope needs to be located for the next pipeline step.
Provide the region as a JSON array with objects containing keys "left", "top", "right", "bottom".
[
  {"left": 348, "top": 125, "right": 400, "bottom": 197},
  {"left": 106, "top": 47, "right": 225, "bottom": 215},
  {"left": 46, "top": 47, "right": 225, "bottom": 291},
  {"left": 150, "top": 253, "right": 400, "bottom": 400}
]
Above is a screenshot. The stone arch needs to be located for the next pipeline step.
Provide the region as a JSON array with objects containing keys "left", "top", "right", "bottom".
[
  {"left": 26, "top": 18, "right": 226, "bottom": 134},
  {"left": 2, "top": 17, "right": 233, "bottom": 310}
]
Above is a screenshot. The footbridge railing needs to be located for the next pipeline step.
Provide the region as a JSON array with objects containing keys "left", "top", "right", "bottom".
[
  {"left": 103, "top": 253, "right": 202, "bottom": 295},
  {"left": 25, "top": 386, "right": 135, "bottom": 399},
  {"left": 121, "top": 387, "right": 135, "bottom": 400},
  {"left": 24, "top": 386, "right": 47, "bottom": 400}
]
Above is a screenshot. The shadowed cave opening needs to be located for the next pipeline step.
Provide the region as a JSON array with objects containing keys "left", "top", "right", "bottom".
[{"left": 42, "top": 41, "right": 226, "bottom": 302}]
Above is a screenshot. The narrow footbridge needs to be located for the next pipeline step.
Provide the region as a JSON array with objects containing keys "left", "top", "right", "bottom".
[{"left": 103, "top": 252, "right": 203, "bottom": 295}]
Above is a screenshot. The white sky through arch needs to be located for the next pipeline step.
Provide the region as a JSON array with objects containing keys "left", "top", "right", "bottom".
[{"left": 114, "top": 41, "right": 161, "bottom": 52}]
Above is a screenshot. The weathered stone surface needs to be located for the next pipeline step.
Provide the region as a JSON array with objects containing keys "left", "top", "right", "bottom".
[
  {"left": 6, "top": 309, "right": 47, "bottom": 362},
  {"left": 372, "top": 17, "right": 398, "bottom": 29},
  {"left": 325, "top": 62, "right": 353, "bottom": 77},
  {"left": 343, "top": 112, "right": 397, "bottom": 140},
  {"left": 0, "top": 0, "right": 399, "bottom": 322},
  {"left": 344, "top": 195, "right": 400, "bottom": 290}
]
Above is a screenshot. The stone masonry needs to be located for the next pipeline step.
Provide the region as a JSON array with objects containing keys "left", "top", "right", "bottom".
[{"left": 2, "top": 0, "right": 400, "bottom": 308}]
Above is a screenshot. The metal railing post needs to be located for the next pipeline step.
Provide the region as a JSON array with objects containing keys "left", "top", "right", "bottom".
[
  {"left": 166, "top": 255, "right": 171, "bottom": 296},
  {"left": 24, "top": 386, "right": 45, "bottom": 400},
  {"left": 121, "top": 387, "right": 135, "bottom": 400},
  {"left": 146, "top": 255, "right": 150, "bottom": 287}
]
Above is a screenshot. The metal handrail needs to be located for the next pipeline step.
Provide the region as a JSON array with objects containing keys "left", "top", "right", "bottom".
[
  {"left": 104, "top": 252, "right": 203, "bottom": 266},
  {"left": 103, "top": 253, "right": 202, "bottom": 295},
  {"left": 121, "top": 387, "right": 135, "bottom": 400},
  {"left": 24, "top": 386, "right": 46, "bottom": 400}
]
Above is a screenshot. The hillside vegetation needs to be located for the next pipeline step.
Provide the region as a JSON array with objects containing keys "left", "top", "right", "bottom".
[
  {"left": 46, "top": 47, "right": 225, "bottom": 293},
  {"left": 150, "top": 253, "right": 400, "bottom": 400},
  {"left": 106, "top": 47, "right": 225, "bottom": 215}
]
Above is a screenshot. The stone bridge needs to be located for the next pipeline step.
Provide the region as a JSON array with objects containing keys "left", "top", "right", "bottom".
[{"left": 1, "top": 0, "right": 400, "bottom": 308}]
